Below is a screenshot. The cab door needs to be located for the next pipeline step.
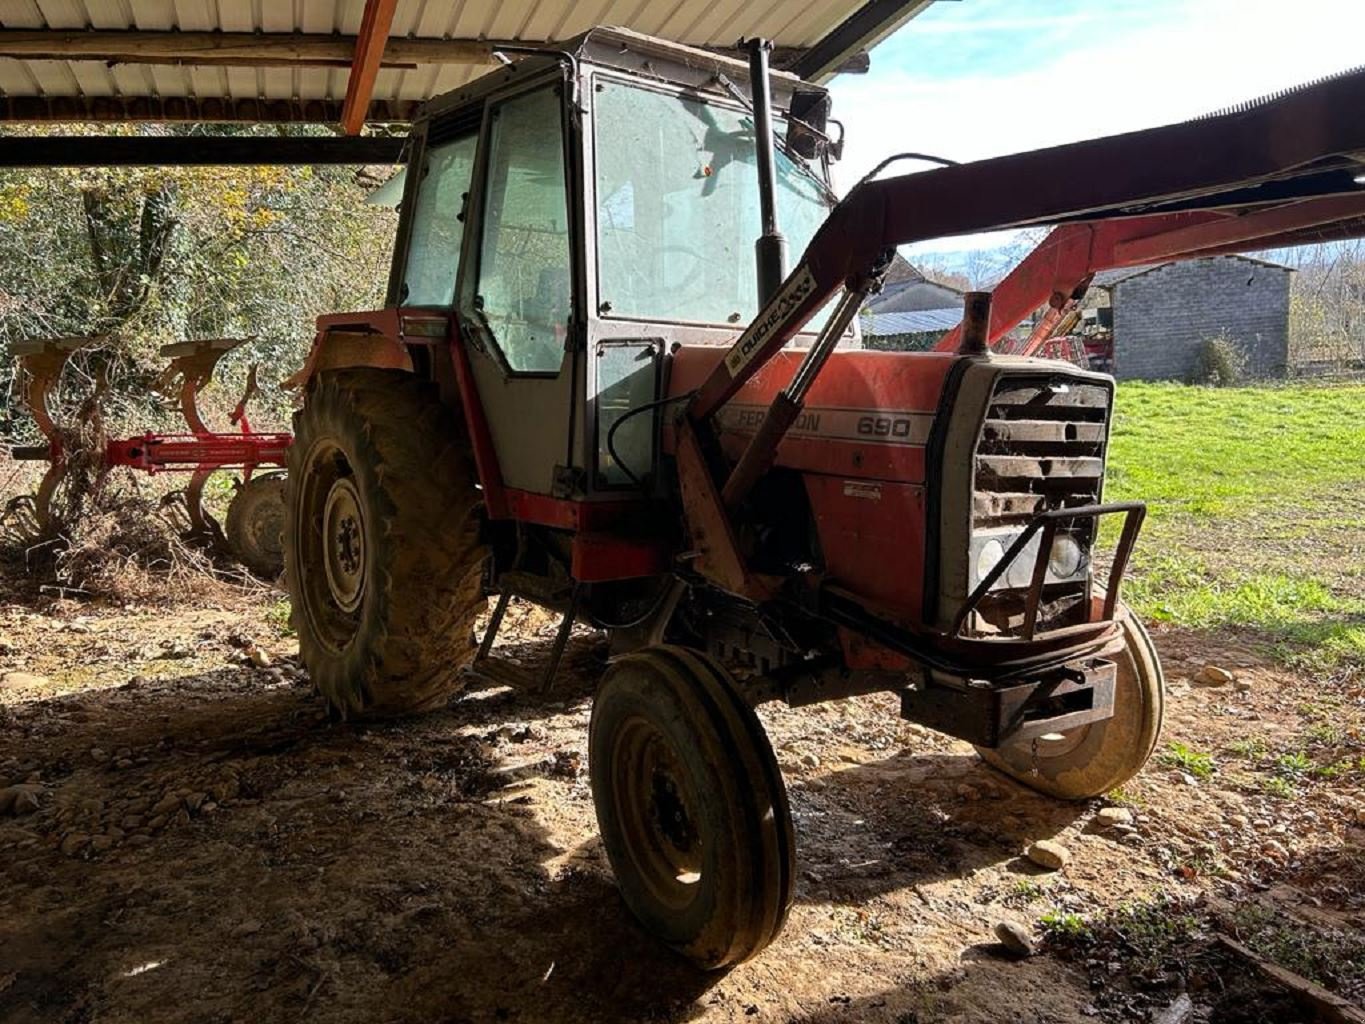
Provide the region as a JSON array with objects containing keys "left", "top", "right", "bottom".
[{"left": 454, "top": 76, "right": 583, "bottom": 498}]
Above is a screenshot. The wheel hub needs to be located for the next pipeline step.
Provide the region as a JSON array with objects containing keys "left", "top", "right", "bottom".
[
  {"left": 322, "top": 478, "right": 366, "bottom": 612},
  {"left": 614, "top": 719, "right": 704, "bottom": 907}
]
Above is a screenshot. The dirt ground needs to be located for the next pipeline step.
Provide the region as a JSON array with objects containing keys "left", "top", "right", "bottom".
[{"left": 2, "top": 583, "right": 1363, "bottom": 1024}]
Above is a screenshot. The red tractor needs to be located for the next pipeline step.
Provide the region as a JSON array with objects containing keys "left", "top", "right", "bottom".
[{"left": 283, "top": 29, "right": 1365, "bottom": 967}]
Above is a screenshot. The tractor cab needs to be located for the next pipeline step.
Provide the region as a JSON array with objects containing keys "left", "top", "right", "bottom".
[{"left": 381, "top": 28, "right": 846, "bottom": 506}]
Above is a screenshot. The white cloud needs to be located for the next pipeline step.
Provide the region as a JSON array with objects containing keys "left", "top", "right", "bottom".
[{"left": 828, "top": 0, "right": 1365, "bottom": 255}]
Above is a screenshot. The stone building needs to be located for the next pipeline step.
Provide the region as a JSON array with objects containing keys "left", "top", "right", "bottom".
[{"left": 1091, "top": 254, "right": 1292, "bottom": 380}]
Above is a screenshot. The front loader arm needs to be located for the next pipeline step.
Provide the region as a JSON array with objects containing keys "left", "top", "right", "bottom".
[
  {"left": 687, "top": 65, "right": 1365, "bottom": 424},
  {"left": 933, "top": 191, "right": 1365, "bottom": 355}
]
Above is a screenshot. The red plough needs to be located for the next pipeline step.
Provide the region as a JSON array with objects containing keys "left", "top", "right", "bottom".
[{"left": 5, "top": 336, "right": 291, "bottom": 576}]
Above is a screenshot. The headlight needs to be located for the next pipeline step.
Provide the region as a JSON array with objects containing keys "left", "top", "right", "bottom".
[
  {"left": 1048, "top": 534, "right": 1085, "bottom": 579},
  {"left": 971, "top": 528, "right": 1090, "bottom": 591},
  {"left": 1005, "top": 548, "right": 1037, "bottom": 589},
  {"left": 976, "top": 538, "right": 1006, "bottom": 584}
]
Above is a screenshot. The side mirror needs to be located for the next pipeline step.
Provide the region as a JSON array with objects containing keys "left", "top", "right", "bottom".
[{"left": 786, "top": 89, "right": 837, "bottom": 161}]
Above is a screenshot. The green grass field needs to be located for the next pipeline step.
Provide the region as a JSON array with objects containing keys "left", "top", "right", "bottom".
[{"left": 1105, "top": 381, "right": 1365, "bottom": 675}]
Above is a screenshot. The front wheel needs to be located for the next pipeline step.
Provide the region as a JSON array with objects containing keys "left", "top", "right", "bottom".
[
  {"left": 589, "top": 645, "right": 795, "bottom": 969},
  {"left": 976, "top": 600, "right": 1164, "bottom": 800}
]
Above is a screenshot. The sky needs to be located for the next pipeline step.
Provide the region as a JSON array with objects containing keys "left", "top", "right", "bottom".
[{"left": 826, "top": 0, "right": 1365, "bottom": 259}]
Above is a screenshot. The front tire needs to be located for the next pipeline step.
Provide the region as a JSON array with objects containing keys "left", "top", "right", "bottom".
[
  {"left": 589, "top": 646, "right": 795, "bottom": 969},
  {"left": 976, "top": 600, "right": 1164, "bottom": 800},
  {"left": 285, "top": 369, "right": 487, "bottom": 717}
]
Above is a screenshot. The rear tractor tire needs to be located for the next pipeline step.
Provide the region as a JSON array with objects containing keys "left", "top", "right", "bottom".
[
  {"left": 589, "top": 645, "right": 795, "bottom": 969},
  {"left": 976, "top": 599, "right": 1164, "bottom": 800},
  {"left": 225, "top": 472, "right": 287, "bottom": 578},
  {"left": 284, "top": 369, "right": 488, "bottom": 717}
]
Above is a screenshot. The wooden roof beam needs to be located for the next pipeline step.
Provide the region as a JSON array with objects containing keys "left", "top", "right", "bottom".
[
  {"left": 341, "top": 0, "right": 399, "bottom": 135},
  {"left": 0, "top": 29, "right": 869, "bottom": 76},
  {"left": 0, "top": 29, "right": 495, "bottom": 68}
]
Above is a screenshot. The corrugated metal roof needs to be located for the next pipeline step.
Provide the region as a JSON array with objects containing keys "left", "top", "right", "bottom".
[
  {"left": 0, "top": 0, "right": 879, "bottom": 116},
  {"left": 864, "top": 308, "right": 963, "bottom": 335}
]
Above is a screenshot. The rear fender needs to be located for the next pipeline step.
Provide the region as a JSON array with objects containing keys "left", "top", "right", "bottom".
[{"left": 283, "top": 309, "right": 452, "bottom": 390}]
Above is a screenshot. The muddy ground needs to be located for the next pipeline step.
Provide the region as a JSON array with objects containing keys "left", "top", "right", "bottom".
[{"left": 2, "top": 586, "right": 1363, "bottom": 1024}]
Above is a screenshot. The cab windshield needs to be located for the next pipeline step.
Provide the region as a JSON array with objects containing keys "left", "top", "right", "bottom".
[{"left": 594, "top": 78, "right": 834, "bottom": 328}]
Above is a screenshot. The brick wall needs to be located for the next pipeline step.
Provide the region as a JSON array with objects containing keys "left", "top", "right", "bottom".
[{"left": 1112, "top": 257, "right": 1291, "bottom": 381}]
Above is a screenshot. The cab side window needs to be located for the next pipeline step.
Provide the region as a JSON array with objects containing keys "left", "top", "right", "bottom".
[
  {"left": 402, "top": 133, "right": 477, "bottom": 306},
  {"left": 474, "top": 87, "right": 573, "bottom": 374}
]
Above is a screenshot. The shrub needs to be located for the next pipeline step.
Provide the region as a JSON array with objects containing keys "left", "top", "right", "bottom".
[{"left": 1189, "top": 332, "right": 1246, "bottom": 386}]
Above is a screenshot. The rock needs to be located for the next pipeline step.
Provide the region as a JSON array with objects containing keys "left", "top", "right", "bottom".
[
  {"left": 994, "top": 920, "right": 1035, "bottom": 958},
  {"left": 147, "top": 814, "right": 168, "bottom": 831},
  {"left": 1355, "top": 807, "right": 1365, "bottom": 827},
  {"left": 1, "top": 671, "right": 49, "bottom": 690},
  {"left": 799, "top": 752, "right": 820, "bottom": 767},
  {"left": 151, "top": 794, "right": 181, "bottom": 816},
  {"left": 88, "top": 834, "right": 115, "bottom": 854},
  {"left": 60, "top": 833, "right": 89, "bottom": 857},
  {"left": 11, "top": 789, "right": 40, "bottom": 816},
  {"left": 184, "top": 792, "right": 207, "bottom": 812},
  {"left": 1095, "top": 807, "right": 1133, "bottom": 829},
  {"left": 1196, "top": 665, "right": 1235, "bottom": 687},
  {"left": 1234, "top": 679, "right": 1253, "bottom": 693},
  {"left": 209, "top": 777, "right": 240, "bottom": 803},
  {"left": 1228, "top": 813, "right": 1250, "bottom": 829},
  {"left": 956, "top": 783, "right": 981, "bottom": 801},
  {"left": 2, "top": 786, "right": 41, "bottom": 816},
  {"left": 1000, "top": 815, "right": 1023, "bottom": 833},
  {"left": 1152, "top": 993, "right": 1193, "bottom": 1024},
  {"left": 114, "top": 759, "right": 133, "bottom": 770},
  {"left": 1026, "top": 839, "right": 1071, "bottom": 871},
  {"left": 232, "top": 919, "right": 263, "bottom": 938},
  {"left": 245, "top": 645, "right": 271, "bottom": 669}
]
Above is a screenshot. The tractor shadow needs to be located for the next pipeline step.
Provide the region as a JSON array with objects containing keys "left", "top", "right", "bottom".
[
  {"left": 2, "top": 630, "right": 1084, "bottom": 1024},
  {"left": 786, "top": 746, "right": 1086, "bottom": 906}
]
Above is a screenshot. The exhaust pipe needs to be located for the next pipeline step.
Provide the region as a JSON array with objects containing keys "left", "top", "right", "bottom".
[
  {"left": 958, "top": 291, "right": 992, "bottom": 356},
  {"left": 746, "top": 38, "right": 788, "bottom": 306}
]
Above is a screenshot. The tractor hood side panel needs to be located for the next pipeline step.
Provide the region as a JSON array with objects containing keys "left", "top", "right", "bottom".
[{"left": 667, "top": 347, "right": 959, "bottom": 618}]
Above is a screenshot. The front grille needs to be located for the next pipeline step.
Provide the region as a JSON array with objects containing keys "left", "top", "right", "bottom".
[{"left": 968, "top": 374, "right": 1112, "bottom": 635}]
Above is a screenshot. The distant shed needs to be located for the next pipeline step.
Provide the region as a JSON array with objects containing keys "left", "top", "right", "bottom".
[
  {"left": 861, "top": 254, "right": 965, "bottom": 350},
  {"left": 1092, "top": 254, "right": 1293, "bottom": 380},
  {"left": 861, "top": 308, "right": 962, "bottom": 351}
]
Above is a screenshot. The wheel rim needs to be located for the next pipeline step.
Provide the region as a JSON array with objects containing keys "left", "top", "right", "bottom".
[
  {"left": 1027, "top": 727, "right": 1089, "bottom": 761},
  {"left": 235, "top": 479, "right": 285, "bottom": 565},
  {"left": 247, "top": 488, "right": 285, "bottom": 560},
  {"left": 322, "top": 478, "right": 366, "bottom": 612},
  {"left": 612, "top": 715, "right": 704, "bottom": 911},
  {"left": 296, "top": 440, "right": 366, "bottom": 654}
]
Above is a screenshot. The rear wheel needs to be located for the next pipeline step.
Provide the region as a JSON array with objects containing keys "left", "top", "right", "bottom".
[
  {"left": 225, "top": 473, "right": 287, "bottom": 578},
  {"left": 285, "top": 369, "right": 487, "bottom": 717},
  {"left": 589, "top": 645, "right": 795, "bottom": 969},
  {"left": 976, "top": 599, "right": 1164, "bottom": 800}
]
